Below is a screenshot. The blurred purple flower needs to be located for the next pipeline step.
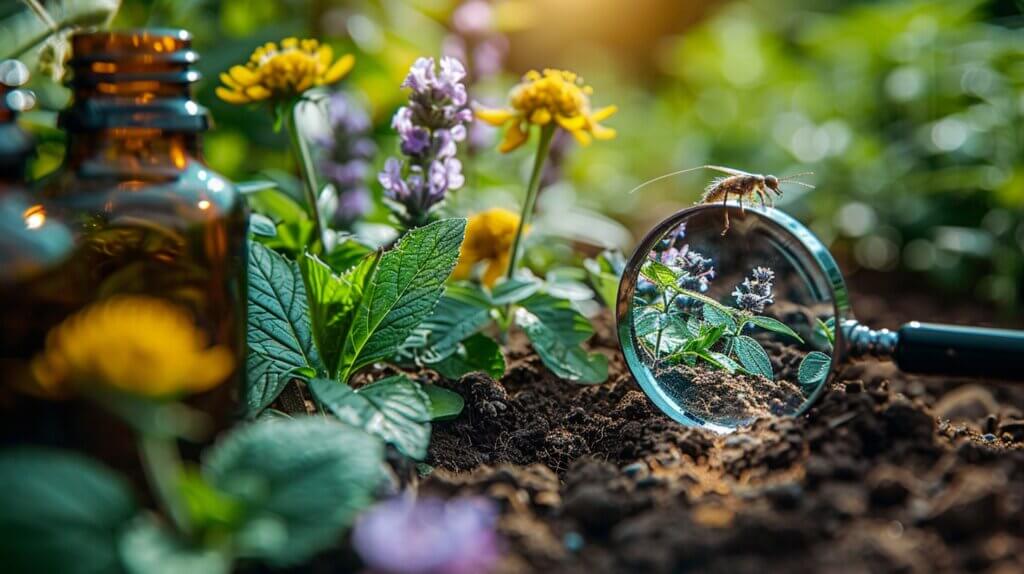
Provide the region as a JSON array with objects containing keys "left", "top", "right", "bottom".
[
  {"left": 381, "top": 56, "right": 471, "bottom": 228},
  {"left": 353, "top": 496, "right": 501, "bottom": 574},
  {"left": 733, "top": 266, "right": 775, "bottom": 313},
  {"left": 317, "top": 92, "right": 376, "bottom": 228}
]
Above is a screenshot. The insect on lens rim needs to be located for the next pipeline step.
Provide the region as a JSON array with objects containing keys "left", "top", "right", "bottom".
[{"left": 615, "top": 203, "right": 853, "bottom": 432}]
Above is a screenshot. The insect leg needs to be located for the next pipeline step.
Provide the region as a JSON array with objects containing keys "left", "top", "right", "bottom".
[{"left": 721, "top": 190, "right": 731, "bottom": 235}]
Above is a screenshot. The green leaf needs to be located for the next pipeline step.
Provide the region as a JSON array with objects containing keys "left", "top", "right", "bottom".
[
  {"left": 748, "top": 315, "right": 804, "bottom": 343},
  {"left": 0, "top": 448, "right": 136, "bottom": 574},
  {"left": 307, "top": 376, "right": 431, "bottom": 460},
  {"left": 798, "top": 351, "right": 832, "bottom": 388},
  {"left": 0, "top": 0, "right": 121, "bottom": 63},
  {"left": 583, "top": 250, "right": 625, "bottom": 307},
  {"left": 237, "top": 180, "right": 279, "bottom": 195},
  {"left": 634, "top": 305, "right": 662, "bottom": 338},
  {"left": 421, "top": 384, "right": 465, "bottom": 421},
  {"left": 325, "top": 237, "right": 375, "bottom": 274},
  {"left": 517, "top": 294, "right": 608, "bottom": 384},
  {"left": 429, "top": 333, "right": 506, "bottom": 380},
  {"left": 489, "top": 277, "right": 542, "bottom": 305},
  {"left": 202, "top": 417, "right": 384, "bottom": 567},
  {"left": 732, "top": 335, "right": 774, "bottom": 379},
  {"left": 120, "top": 517, "right": 230, "bottom": 574},
  {"left": 817, "top": 317, "right": 836, "bottom": 349},
  {"left": 246, "top": 241, "right": 324, "bottom": 416},
  {"left": 249, "top": 213, "right": 278, "bottom": 237},
  {"left": 640, "top": 259, "right": 679, "bottom": 290},
  {"left": 300, "top": 251, "right": 379, "bottom": 376},
  {"left": 703, "top": 304, "right": 737, "bottom": 331},
  {"left": 408, "top": 282, "right": 492, "bottom": 363},
  {"left": 686, "top": 315, "right": 702, "bottom": 338},
  {"left": 336, "top": 219, "right": 467, "bottom": 383},
  {"left": 706, "top": 351, "right": 740, "bottom": 373}
]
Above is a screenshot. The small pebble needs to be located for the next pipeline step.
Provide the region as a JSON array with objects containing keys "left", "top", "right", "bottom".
[{"left": 563, "top": 531, "right": 584, "bottom": 552}]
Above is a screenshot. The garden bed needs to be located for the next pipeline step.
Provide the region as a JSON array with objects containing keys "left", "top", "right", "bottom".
[{"left": 421, "top": 282, "right": 1024, "bottom": 573}]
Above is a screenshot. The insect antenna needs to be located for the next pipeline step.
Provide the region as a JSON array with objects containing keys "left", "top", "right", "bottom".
[
  {"left": 627, "top": 165, "right": 748, "bottom": 195},
  {"left": 778, "top": 171, "right": 814, "bottom": 182},
  {"left": 783, "top": 180, "right": 816, "bottom": 189}
]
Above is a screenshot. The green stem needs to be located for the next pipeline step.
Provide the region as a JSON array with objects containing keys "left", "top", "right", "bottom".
[
  {"left": 506, "top": 124, "right": 556, "bottom": 282},
  {"left": 139, "top": 434, "right": 191, "bottom": 537},
  {"left": 285, "top": 101, "right": 327, "bottom": 253}
]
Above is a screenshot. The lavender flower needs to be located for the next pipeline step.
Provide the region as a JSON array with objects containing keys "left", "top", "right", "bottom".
[
  {"left": 675, "top": 246, "right": 716, "bottom": 292},
  {"left": 380, "top": 57, "right": 472, "bottom": 228},
  {"left": 353, "top": 496, "right": 501, "bottom": 574},
  {"left": 315, "top": 92, "right": 376, "bottom": 228},
  {"left": 733, "top": 266, "right": 775, "bottom": 313}
]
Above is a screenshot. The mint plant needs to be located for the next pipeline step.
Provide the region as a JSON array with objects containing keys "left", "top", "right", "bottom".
[
  {"left": 245, "top": 218, "right": 468, "bottom": 459},
  {"left": 635, "top": 234, "right": 803, "bottom": 381}
]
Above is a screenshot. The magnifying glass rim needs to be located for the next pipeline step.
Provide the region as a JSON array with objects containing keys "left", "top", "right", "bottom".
[{"left": 616, "top": 202, "right": 853, "bottom": 431}]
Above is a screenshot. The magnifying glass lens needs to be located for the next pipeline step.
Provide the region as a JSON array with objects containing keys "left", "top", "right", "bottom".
[{"left": 621, "top": 207, "right": 840, "bottom": 432}]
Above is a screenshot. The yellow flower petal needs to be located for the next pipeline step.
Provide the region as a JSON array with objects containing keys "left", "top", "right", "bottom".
[
  {"left": 529, "top": 108, "right": 552, "bottom": 125},
  {"left": 317, "top": 44, "right": 334, "bottom": 68},
  {"left": 591, "top": 124, "right": 616, "bottom": 141},
  {"left": 475, "top": 107, "right": 515, "bottom": 126},
  {"left": 245, "top": 85, "right": 272, "bottom": 101},
  {"left": 228, "top": 65, "right": 259, "bottom": 87},
  {"left": 591, "top": 105, "right": 617, "bottom": 122},
  {"left": 555, "top": 114, "right": 586, "bottom": 131},
  {"left": 219, "top": 72, "right": 242, "bottom": 91},
  {"left": 498, "top": 122, "right": 529, "bottom": 153},
  {"left": 216, "top": 86, "right": 250, "bottom": 104},
  {"left": 323, "top": 53, "right": 355, "bottom": 84},
  {"left": 570, "top": 128, "right": 593, "bottom": 146},
  {"left": 482, "top": 254, "right": 510, "bottom": 287}
]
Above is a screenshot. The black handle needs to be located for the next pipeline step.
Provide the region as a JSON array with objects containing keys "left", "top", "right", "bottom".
[{"left": 894, "top": 322, "right": 1024, "bottom": 381}]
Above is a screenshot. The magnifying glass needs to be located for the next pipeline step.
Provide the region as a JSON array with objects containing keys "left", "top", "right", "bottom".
[{"left": 616, "top": 203, "right": 1024, "bottom": 433}]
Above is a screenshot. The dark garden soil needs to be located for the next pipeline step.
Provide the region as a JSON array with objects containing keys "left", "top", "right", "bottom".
[{"left": 423, "top": 277, "right": 1024, "bottom": 574}]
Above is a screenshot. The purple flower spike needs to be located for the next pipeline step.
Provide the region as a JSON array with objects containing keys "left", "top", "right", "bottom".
[
  {"left": 381, "top": 56, "right": 472, "bottom": 228},
  {"left": 733, "top": 266, "right": 776, "bottom": 313},
  {"left": 318, "top": 92, "right": 377, "bottom": 228},
  {"left": 353, "top": 496, "right": 502, "bottom": 574}
]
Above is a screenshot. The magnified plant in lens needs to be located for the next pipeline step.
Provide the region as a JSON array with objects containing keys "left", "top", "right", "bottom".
[{"left": 635, "top": 239, "right": 810, "bottom": 388}]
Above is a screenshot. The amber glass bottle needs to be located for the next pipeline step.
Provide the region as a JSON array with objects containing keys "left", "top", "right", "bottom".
[{"left": 0, "top": 30, "right": 247, "bottom": 451}]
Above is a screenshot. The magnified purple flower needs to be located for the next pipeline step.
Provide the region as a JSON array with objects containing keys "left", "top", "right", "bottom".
[
  {"left": 353, "top": 496, "right": 501, "bottom": 574},
  {"left": 381, "top": 56, "right": 472, "bottom": 228},
  {"left": 733, "top": 266, "right": 775, "bottom": 313},
  {"left": 317, "top": 92, "right": 376, "bottom": 228},
  {"left": 676, "top": 246, "right": 715, "bottom": 292}
]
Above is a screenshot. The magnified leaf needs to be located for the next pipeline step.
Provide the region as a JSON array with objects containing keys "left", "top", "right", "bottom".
[
  {"left": 702, "top": 304, "right": 736, "bottom": 331},
  {"left": 733, "top": 335, "right": 773, "bottom": 379},
  {"left": 640, "top": 260, "right": 679, "bottom": 290},
  {"left": 798, "top": 351, "right": 832, "bottom": 388},
  {"left": 307, "top": 376, "right": 431, "bottom": 460},
  {"left": 748, "top": 315, "right": 804, "bottom": 343}
]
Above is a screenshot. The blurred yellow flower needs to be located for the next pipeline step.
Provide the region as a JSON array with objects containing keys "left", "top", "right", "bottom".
[
  {"left": 216, "top": 37, "right": 355, "bottom": 104},
  {"left": 453, "top": 208, "right": 526, "bottom": 287},
  {"left": 31, "top": 297, "right": 234, "bottom": 399},
  {"left": 475, "top": 68, "right": 617, "bottom": 153}
]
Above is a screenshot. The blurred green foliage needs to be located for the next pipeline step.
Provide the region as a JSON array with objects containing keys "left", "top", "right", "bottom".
[{"left": 9, "top": 0, "right": 1024, "bottom": 307}]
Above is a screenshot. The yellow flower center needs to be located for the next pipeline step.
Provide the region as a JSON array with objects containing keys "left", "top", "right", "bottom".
[
  {"left": 216, "top": 37, "right": 355, "bottom": 105},
  {"left": 510, "top": 69, "right": 592, "bottom": 123}
]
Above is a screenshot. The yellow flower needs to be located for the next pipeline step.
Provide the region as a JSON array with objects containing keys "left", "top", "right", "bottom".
[
  {"left": 453, "top": 208, "right": 526, "bottom": 287},
  {"left": 31, "top": 297, "right": 234, "bottom": 399},
  {"left": 475, "top": 68, "right": 617, "bottom": 153},
  {"left": 216, "top": 37, "right": 355, "bottom": 104}
]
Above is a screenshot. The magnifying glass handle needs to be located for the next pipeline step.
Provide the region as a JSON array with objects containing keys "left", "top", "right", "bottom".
[{"left": 894, "top": 322, "right": 1024, "bottom": 381}]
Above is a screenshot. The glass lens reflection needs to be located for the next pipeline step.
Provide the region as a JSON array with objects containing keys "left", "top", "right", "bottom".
[{"left": 627, "top": 208, "right": 837, "bottom": 431}]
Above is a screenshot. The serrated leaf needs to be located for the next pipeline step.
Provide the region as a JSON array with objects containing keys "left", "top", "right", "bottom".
[
  {"left": 703, "top": 304, "right": 737, "bottom": 331},
  {"left": 429, "top": 333, "right": 505, "bottom": 380},
  {"left": 640, "top": 260, "right": 679, "bottom": 290},
  {"left": 634, "top": 304, "right": 662, "bottom": 338},
  {"left": 421, "top": 384, "right": 465, "bottom": 421},
  {"left": 405, "top": 282, "right": 492, "bottom": 364},
  {"left": 245, "top": 241, "right": 324, "bottom": 416},
  {"left": 733, "top": 335, "right": 774, "bottom": 379},
  {"left": 489, "top": 277, "right": 542, "bottom": 305},
  {"left": 686, "top": 315, "right": 702, "bottom": 338},
  {"left": 336, "top": 219, "right": 466, "bottom": 382},
  {"left": 0, "top": 448, "right": 136, "bottom": 574},
  {"left": 300, "top": 251, "right": 379, "bottom": 376},
  {"left": 120, "top": 517, "right": 230, "bottom": 574},
  {"left": 748, "top": 315, "right": 804, "bottom": 343},
  {"left": 307, "top": 376, "right": 431, "bottom": 459},
  {"left": 707, "top": 351, "right": 740, "bottom": 373},
  {"left": 798, "top": 351, "right": 832, "bottom": 388},
  {"left": 517, "top": 294, "right": 608, "bottom": 384},
  {"left": 202, "top": 417, "right": 384, "bottom": 567},
  {"left": 325, "top": 237, "right": 375, "bottom": 274}
]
